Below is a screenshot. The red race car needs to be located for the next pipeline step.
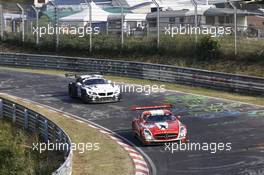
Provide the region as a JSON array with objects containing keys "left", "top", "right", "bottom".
[{"left": 131, "top": 104, "right": 188, "bottom": 145}]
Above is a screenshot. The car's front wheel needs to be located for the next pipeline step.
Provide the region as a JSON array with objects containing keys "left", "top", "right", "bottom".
[
  {"left": 117, "top": 94, "right": 122, "bottom": 101},
  {"left": 81, "top": 89, "right": 91, "bottom": 103}
]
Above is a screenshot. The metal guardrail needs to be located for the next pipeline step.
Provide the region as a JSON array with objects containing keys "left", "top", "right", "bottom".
[
  {"left": 0, "top": 52, "right": 263, "bottom": 95},
  {"left": 0, "top": 98, "right": 73, "bottom": 175}
]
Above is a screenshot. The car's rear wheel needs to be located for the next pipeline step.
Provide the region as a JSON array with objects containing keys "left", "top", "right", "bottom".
[{"left": 68, "top": 83, "right": 77, "bottom": 98}]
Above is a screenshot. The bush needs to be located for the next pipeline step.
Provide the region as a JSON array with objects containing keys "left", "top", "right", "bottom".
[
  {"left": 0, "top": 121, "right": 29, "bottom": 174},
  {"left": 196, "top": 36, "right": 219, "bottom": 61},
  {"left": 1, "top": 32, "right": 263, "bottom": 76}
]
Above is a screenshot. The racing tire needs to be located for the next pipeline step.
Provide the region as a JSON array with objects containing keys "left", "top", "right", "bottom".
[
  {"left": 68, "top": 83, "right": 77, "bottom": 98},
  {"left": 81, "top": 89, "right": 91, "bottom": 104},
  {"left": 117, "top": 94, "right": 122, "bottom": 102},
  {"left": 132, "top": 131, "right": 138, "bottom": 139},
  {"left": 139, "top": 133, "right": 148, "bottom": 146}
]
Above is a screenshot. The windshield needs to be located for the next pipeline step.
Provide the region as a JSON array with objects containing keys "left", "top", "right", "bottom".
[
  {"left": 83, "top": 79, "right": 107, "bottom": 85},
  {"left": 145, "top": 115, "right": 176, "bottom": 123}
]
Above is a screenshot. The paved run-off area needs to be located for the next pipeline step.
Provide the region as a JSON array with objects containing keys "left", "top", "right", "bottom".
[{"left": 0, "top": 68, "right": 264, "bottom": 175}]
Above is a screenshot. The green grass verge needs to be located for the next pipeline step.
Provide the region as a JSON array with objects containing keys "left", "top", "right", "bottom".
[
  {"left": 0, "top": 93, "right": 134, "bottom": 175},
  {"left": 0, "top": 120, "right": 64, "bottom": 175},
  {"left": 0, "top": 66, "right": 263, "bottom": 106}
]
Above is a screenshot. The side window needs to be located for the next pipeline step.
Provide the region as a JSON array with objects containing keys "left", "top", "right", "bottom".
[
  {"left": 76, "top": 78, "right": 82, "bottom": 84},
  {"left": 142, "top": 114, "right": 150, "bottom": 121}
]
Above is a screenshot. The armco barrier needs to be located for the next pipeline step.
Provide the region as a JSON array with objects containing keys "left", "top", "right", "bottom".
[
  {"left": 0, "top": 52, "right": 263, "bottom": 95},
  {"left": 0, "top": 99, "right": 3, "bottom": 119},
  {"left": 0, "top": 97, "right": 72, "bottom": 175}
]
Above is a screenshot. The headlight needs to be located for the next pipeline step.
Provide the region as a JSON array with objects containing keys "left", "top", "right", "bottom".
[
  {"left": 143, "top": 129, "right": 153, "bottom": 140},
  {"left": 179, "top": 126, "right": 186, "bottom": 138},
  {"left": 86, "top": 89, "right": 96, "bottom": 96}
]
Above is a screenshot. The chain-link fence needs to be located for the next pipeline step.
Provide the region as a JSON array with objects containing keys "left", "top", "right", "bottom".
[{"left": 0, "top": 1, "right": 263, "bottom": 59}]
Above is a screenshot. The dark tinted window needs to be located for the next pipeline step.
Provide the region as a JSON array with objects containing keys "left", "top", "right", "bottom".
[
  {"left": 145, "top": 115, "right": 176, "bottom": 123},
  {"left": 83, "top": 79, "right": 107, "bottom": 85}
]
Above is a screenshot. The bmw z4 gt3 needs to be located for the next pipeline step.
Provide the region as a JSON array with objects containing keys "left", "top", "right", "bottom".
[{"left": 67, "top": 73, "right": 121, "bottom": 103}]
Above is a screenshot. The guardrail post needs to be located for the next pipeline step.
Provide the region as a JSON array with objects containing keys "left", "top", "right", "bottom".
[
  {"left": 0, "top": 99, "right": 3, "bottom": 119},
  {"left": 44, "top": 119, "right": 49, "bottom": 142},
  {"left": 52, "top": 124, "right": 57, "bottom": 143},
  {"left": 12, "top": 104, "right": 16, "bottom": 123},
  {"left": 62, "top": 135, "right": 69, "bottom": 153},
  {"left": 57, "top": 129, "right": 62, "bottom": 142},
  {"left": 35, "top": 113, "right": 41, "bottom": 140},
  {"left": 24, "top": 109, "right": 28, "bottom": 129}
]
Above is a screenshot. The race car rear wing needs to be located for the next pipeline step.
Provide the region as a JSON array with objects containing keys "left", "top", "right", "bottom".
[
  {"left": 131, "top": 104, "right": 174, "bottom": 111},
  {"left": 65, "top": 72, "right": 102, "bottom": 78}
]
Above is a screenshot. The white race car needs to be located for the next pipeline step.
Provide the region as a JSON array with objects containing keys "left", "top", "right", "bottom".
[{"left": 67, "top": 73, "right": 121, "bottom": 103}]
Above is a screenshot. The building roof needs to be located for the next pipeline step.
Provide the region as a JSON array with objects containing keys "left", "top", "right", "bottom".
[
  {"left": 103, "top": 7, "right": 131, "bottom": 13},
  {"left": 3, "top": 13, "right": 27, "bottom": 20},
  {"left": 146, "top": 5, "right": 211, "bottom": 19},
  {"left": 108, "top": 13, "right": 147, "bottom": 21},
  {"left": 60, "top": 2, "right": 110, "bottom": 22},
  {"left": 146, "top": 10, "right": 188, "bottom": 19},
  {"left": 146, "top": 6, "right": 262, "bottom": 19},
  {"left": 42, "top": 10, "right": 77, "bottom": 20},
  {"left": 204, "top": 7, "right": 262, "bottom": 16},
  {"left": 112, "top": 0, "right": 152, "bottom": 8},
  {"left": 55, "top": 0, "right": 111, "bottom": 5}
]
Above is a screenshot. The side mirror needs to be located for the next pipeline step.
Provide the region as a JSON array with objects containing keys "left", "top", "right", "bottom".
[
  {"left": 176, "top": 116, "right": 181, "bottom": 120},
  {"left": 108, "top": 80, "right": 112, "bottom": 84},
  {"left": 76, "top": 82, "right": 82, "bottom": 86}
]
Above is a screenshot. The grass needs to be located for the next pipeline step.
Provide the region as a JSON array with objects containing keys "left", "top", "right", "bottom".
[
  {"left": 0, "top": 66, "right": 263, "bottom": 106},
  {"left": 0, "top": 119, "right": 64, "bottom": 175},
  {"left": 1, "top": 33, "right": 263, "bottom": 77},
  {"left": 0, "top": 93, "right": 134, "bottom": 175}
]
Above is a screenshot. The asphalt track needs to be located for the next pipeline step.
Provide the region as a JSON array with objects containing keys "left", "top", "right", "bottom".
[{"left": 0, "top": 69, "right": 264, "bottom": 175}]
